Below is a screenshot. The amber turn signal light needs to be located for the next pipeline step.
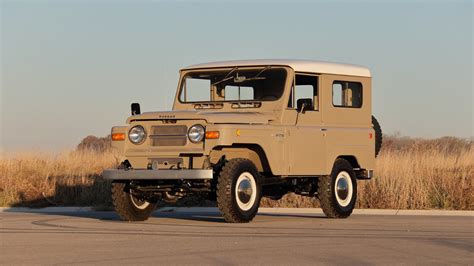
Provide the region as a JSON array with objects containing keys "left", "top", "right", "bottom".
[
  {"left": 111, "top": 133, "right": 126, "bottom": 141},
  {"left": 205, "top": 131, "right": 220, "bottom": 139}
]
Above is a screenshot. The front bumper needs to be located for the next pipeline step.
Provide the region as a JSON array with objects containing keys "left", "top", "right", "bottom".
[{"left": 102, "top": 169, "right": 213, "bottom": 180}]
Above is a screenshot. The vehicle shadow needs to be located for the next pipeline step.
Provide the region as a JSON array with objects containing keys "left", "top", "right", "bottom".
[
  {"left": 9, "top": 177, "right": 112, "bottom": 209},
  {"left": 5, "top": 182, "right": 326, "bottom": 223},
  {"left": 151, "top": 211, "right": 225, "bottom": 223},
  {"left": 4, "top": 207, "right": 326, "bottom": 224}
]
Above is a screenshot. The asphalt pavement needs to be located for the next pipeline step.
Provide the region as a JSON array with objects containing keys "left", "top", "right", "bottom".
[{"left": 1, "top": 208, "right": 473, "bottom": 265}]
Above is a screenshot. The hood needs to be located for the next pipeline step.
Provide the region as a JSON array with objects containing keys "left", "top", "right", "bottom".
[{"left": 126, "top": 110, "right": 275, "bottom": 124}]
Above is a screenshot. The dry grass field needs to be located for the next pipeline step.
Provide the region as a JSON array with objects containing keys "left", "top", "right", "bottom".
[
  {"left": 0, "top": 150, "right": 118, "bottom": 208},
  {"left": 263, "top": 136, "right": 473, "bottom": 210},
  {"left": 0, "top": 135, "right": 472, "bottom": 210}
]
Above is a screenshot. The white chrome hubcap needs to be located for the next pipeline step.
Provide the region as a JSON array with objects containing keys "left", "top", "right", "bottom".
[
  {"left": 130, "top": 192, "right": 150, "bottom": 210},
  {"left": 334, "top": 171, "right": 353, "bottom": 207},
  {"left": 235, "top": 172, "right": 257, "bottom": 211}
]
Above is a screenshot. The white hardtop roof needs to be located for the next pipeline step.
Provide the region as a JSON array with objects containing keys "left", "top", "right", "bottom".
[{"left": 184, "top": 59, "right": 371, "bottom": 77}]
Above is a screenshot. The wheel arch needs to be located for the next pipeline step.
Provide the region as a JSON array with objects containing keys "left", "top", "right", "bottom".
[
  {"left": 334, "top": 155, "right": 360, "bottom": 169},
  {"left": 209, "top": 144, "right": 272, "bottom": 175}
]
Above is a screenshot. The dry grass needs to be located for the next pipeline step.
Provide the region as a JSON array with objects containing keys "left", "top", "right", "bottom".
[
  {"left": 357, "top": 137, "right": 473, "bottom": 210},
  {"left": 0, "top": 136, "right": 472, "bottom": 209},
  {"left": 0, "top": 150, "right": 118, "bottom": 207}
]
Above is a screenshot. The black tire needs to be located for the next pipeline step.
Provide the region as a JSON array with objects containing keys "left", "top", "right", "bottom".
[
  {"left": 217, "top": 158, "right": 262, "bottom": 223},
  {"left": 318, "top": 159, "right": 357, "bottom": 218},
  {"left": 372, "top": 115, "right": 383, "bottom": 157},
  {"left": 111, "top": 181, "right": 155, "bottom": 221}
]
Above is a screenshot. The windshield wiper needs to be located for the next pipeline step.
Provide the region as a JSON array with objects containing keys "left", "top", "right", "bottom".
[
  {"left": 212, "top": 65, "right": 271, "bottom": 85},
  {"left": 234, "top": 65, "right": 271, "bottom": 83},
  {"left": 233, "top": 66, "right": 272, "bottom": 83},
  {"left": 212, "top": 67, "right": 239, "bottom": 86},
  {"left": 250, "top": 65, "right": 271, "bottom": 79}
]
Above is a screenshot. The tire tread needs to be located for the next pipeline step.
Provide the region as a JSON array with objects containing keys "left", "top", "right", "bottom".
[
  {"left": 216, "top": 158, "right": 260, "bottom": 223},
  {"left": 111, "top": 182, "right": 155, "bottom": 221},
  {"left": 317, "top": 159, "right": 356, "bottom": 219}
]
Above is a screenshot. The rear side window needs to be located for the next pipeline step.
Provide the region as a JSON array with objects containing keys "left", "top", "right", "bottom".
[{"left": 332, "top": 81, "right": 362, "bottom": 108}]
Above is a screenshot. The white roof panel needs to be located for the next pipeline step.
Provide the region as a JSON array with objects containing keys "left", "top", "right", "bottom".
[{"left": 184, "top": 59, "right": 371, "bottom": 77}]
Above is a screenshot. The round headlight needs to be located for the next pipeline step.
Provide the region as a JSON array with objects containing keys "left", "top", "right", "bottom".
[
  {"left": 188, "top": 124, "right": 205, "bottom": 143},
  {"left": 128, "top": 125, "right": 146, "bottom": 144}
]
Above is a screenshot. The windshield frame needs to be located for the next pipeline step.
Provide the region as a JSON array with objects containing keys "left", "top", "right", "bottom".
[{"left": 176, "top": 66, "right": 290, "bottom": 104}]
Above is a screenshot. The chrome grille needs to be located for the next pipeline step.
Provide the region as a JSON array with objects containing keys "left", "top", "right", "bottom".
[{"left": 150, "top": 125, "right": 187, "bottom": 146}]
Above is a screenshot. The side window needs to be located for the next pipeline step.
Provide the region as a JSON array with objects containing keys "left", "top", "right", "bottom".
[
  {"left": 224, "top": 85, "right": 254, "bottom": 101},
  {"left": 332, "top": 81, "right": 362, "bottom": 108},
  {"left": 289, "top": 74, "right": 319, "bottom": 110}
]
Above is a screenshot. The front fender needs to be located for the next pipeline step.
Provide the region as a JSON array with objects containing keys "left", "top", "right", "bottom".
[{"left": 204, "top": 125, "right": 286, "bottom": 175}]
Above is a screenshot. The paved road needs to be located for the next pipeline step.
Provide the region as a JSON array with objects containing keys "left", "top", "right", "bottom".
[{"left": 1, "top": 209, "right": 473, "bottom": 265}]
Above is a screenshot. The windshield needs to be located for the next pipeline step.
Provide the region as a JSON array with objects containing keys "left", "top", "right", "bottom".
[{"left": 179, "top": 67, "right": 287, "bottom": 103}]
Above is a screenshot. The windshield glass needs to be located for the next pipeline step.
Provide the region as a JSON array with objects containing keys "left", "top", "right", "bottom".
[{"left": 179, "top": 67, "right": 287, "bottom": 103}]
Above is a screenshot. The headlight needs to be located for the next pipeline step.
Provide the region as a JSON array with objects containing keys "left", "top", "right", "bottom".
[
  {"left": 128, "top": 125, "right": 146, "bottom": 144},
  {"left": 188, "top": 124, "right": 205, "bottom": 143}
]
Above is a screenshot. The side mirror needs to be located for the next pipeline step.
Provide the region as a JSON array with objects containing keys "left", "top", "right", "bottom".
[
  {"left": 297, "top": 98, "right": 313, "bottom": 114},
  {"left": 131, "top": 103, "right": 141, "bottom": 115}
]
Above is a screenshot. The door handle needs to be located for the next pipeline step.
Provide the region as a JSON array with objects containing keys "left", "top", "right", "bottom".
[{"left": 320, "top": 128, "right": 327, "bottom": 132}]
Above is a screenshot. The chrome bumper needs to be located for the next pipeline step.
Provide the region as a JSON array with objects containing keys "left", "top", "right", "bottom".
[
  {"left": 356, "top": 169, "right": 373, "bottom": 180},
  {"left": 102, "top": 169, "right": 213, "bottom": 180}
]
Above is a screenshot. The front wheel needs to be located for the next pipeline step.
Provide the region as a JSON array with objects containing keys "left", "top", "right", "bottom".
[
  {"left": 317, "top": 159, "right": 357, "bottom": 218},
  {"left": 217, "top": 159, "right": 262, "bottom": 223},
  {"left": 111, "top": 181, "right": 156, "bottom": 221}
]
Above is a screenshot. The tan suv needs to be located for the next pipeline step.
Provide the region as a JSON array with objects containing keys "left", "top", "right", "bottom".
[{"left": 104, "top": 59, "right": 382, "bottom": 223}]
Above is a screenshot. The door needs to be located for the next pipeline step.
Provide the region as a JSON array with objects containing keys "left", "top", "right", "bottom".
[{"left": 287, "top": 74, "right": 326, "bottom": 175}]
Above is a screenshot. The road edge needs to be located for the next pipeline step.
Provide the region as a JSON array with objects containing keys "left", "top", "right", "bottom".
[{"left": 0, "top": 207, "right": 472, "bottom": 216}]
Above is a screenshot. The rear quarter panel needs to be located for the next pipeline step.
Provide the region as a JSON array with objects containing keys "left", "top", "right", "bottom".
[{"left": 320, "top": 74, "right": 375, "bottom": 172}]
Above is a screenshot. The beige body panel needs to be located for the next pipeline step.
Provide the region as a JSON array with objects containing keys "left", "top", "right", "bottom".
[
  {"left": 281, "top": 110, "right": 327, "bottom": 175},
  {"left": 320, "top": 74, "right": 375, "bottom": 172},
  {"left": 112, "top": 60, "right": 375, "bottom": 177},
  {"left": 205, "top": 125, "right": 287, "bottom": 174}
]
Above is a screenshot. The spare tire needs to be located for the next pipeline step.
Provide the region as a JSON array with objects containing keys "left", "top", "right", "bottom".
[{"left": 372, "top": 115, "right": 383, "bottom": 157}]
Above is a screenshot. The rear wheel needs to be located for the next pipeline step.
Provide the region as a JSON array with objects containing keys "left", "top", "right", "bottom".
[
  {"left": 111, "top": 181, "right": 156, "bottom": 221},
  {"left": 217, "top": 159, "right": 262, "bottom": 223},
  {"left": 318, "top": 159, "right": 357, "bottom": 218}
]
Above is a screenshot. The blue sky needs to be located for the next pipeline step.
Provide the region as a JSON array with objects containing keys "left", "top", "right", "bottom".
[{"left": 1, "top": 0, "right": 472, "bottom": 152}]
